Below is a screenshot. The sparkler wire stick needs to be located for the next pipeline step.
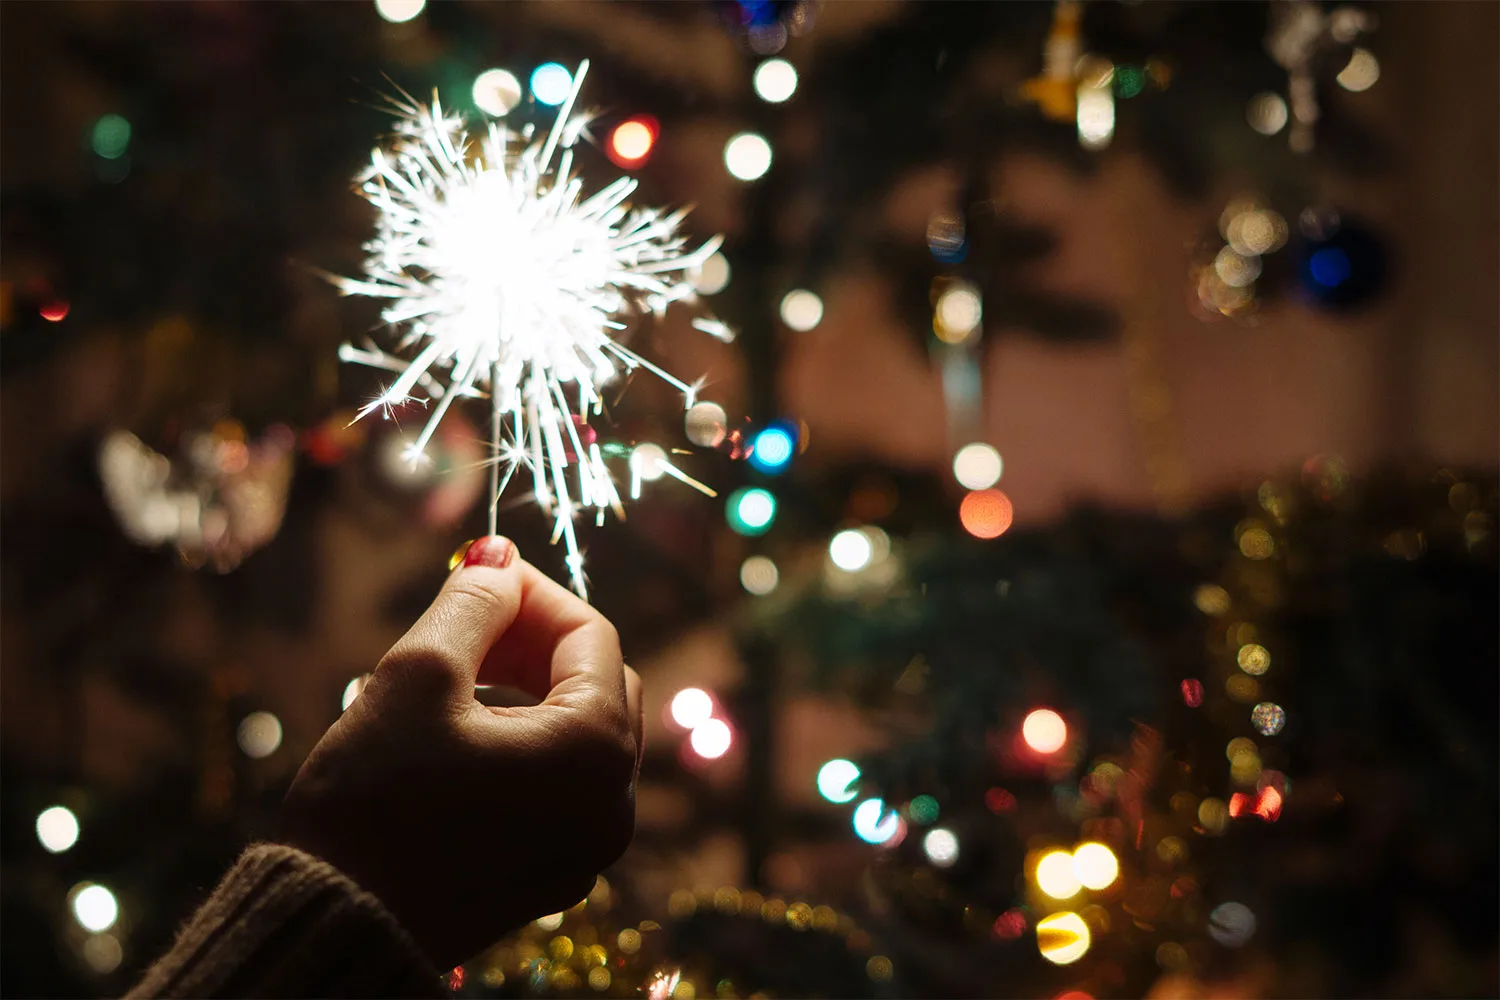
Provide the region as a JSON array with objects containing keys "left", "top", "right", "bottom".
[{"left": 336, "top": 63, "right": 728, "bottom": 595}]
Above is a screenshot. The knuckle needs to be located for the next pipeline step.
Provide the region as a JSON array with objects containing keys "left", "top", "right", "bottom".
[{"left": 378, "top": 642, "right": 455, "bottom": 694}]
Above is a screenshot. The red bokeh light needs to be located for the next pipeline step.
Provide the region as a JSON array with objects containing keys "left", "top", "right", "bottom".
[
  {"left": 39, "top": 300, "right": 70, "bottom": 322},
  {"left": 606, "top": 116, "right": 659, "bottom": 169},
  {"left": 984, "top": 787, "right": 1016, "bottom": 814},
  {"left": 960, "top": 489, "right": 1013, "bottom": 539},
  {"left": 1180, "top": 678, "right": 1204, "bottom": 707},
  {"left": 993, "top": 908, "right": 1027, "bottom": 940}
]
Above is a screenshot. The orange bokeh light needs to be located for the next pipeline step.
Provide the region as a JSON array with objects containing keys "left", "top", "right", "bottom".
[
  {"left": 40, "top": 301, "right": 70, "bottom": 322},
  {"left": 608, "top": 117, "right": 658, "bottom": 167},
  {"left": 1022, "top": 708, "right": 1068, "bottom": 754},
  {"left": 960, "top": 488, "right": 1013, "bottom": 539}
]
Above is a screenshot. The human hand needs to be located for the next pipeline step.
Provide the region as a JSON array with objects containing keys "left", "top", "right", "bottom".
[{"left": 281, "top": 536, "right": 642, "bottom": 970}]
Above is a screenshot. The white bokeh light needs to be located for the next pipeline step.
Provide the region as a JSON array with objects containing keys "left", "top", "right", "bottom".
[
  {"left": 724, "top": 132, "right": 772, "bottom": 181},
  {"left": 816, "top": 759, "right": 860, "bottom": 803},
  {"left": 472, "top": 68, "right": 522, "bottom": 117},
  {"left": 36, "top": 805, "right": 80, "bottom": 854},
  {"left": 852, "top": 798, "right": 901, "bottom": 845},
  {"left": 739, "top": 555, "right": 780, "bottom": 596},
  {"left": 752, "top": 59, "right": 798, "bottom": 103},
  {"left": 630, "top": 442, "right": 669, "bottom": 482},
  {"left": 529, "top": 63, "right": 573, "bottom": 106},
  {"left": 237, "top": 711, "right": 283, "bottom": 759},
  {"left": 779, "top": 289, "right": 823, "bottom": 331},
  {"left": 828, "top": 529, "right": 874, "bottom": 572},
  {"left": 71, "top": 883, "right": 119, "bottom": 933},
  {"left": 952, "top": 443, "right": 1003, "bottom": 490},
  {"left": 342, "top": 675, "right": 370, "bottom": 711},
  {"left": 689, "top": 252, "right": 731, "bottom": 295},
  {"left": 689, "top": 718, "right": 732, "bottom": 759},
  {"left": 670, "top": 688, "right": 714, "bottom": 730},
  {"left": 374, "top": 0, "right": 425, "bottom": 23},
  {"left": 922, "top": 827, "right": 960, "bottom": 867}
]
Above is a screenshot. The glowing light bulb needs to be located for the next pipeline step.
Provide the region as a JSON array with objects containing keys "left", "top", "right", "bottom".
[
  {"left": 71, "top": 883, "right": 119, "bottom": 933},
  {"left": 1036, "top": 849, "right": 1082, "bottom": 899},
  {"left": 690, "top": 718, "right": 732, "bottom": 759},
  {"left": 753, "top": 59, "right": 798, "bottom": 103},
  {"left": 530, "top": 63, "right": 573, "bottom": 106},
  {"left": 779, "top": 289, "right": 823, "bottom": 331},
  {"left": 1036, "top": 911, "right": 1091, "bottom": 965},
  {"left": 472, "top": 69, "right": 522, "bottom": 117},
  {"left": 739, "top": 555, "right": 779, "bottom": 596},
  {"left": 724, "top": 132, "right": 772, "bottom": 181},
  {"left": 852, "top": 798, "right": 901, "bottom": 844},
  {"left": 1022, "top": 708, "right": 1067, "bottom": 754},
  {"left": 374, "top": 0, "right": 426, "bottom": 22},
  {"left": 952, "top": 443, "right": 1002, "bottom": 490},
  {"left": 816, "top": 759, "right": 860, "bottom": 803},
  {"left": 922, "top": 828, "right": 959, "bottom": 867},
  {"left": 670, "top": 688, "right": 714, "bottom": 730},
  {"left": 828, "top": 529, "right": 874, "bottom": 572},
  {"left": 1071, "top": 842, "right": 1119, "bottom": 890},
  {"left": 237, "top": 711, "right": 282, "bottom": 759},
  {"left": 36, "top": 805, "right": 80, "bottom": 854}
]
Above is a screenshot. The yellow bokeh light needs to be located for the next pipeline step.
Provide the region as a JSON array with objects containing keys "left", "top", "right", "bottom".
[
  {"left": 1022, "top": 708, "right": 1067, "bottom": 754},
  {"left": 1237, "top": 643, "right": 1271, "bottom": 675},
  {"left": 610, "top": 120, "right": 655, "bottom": 161},
  {"left": 1071, "top": 842, "right": 1119, "bottom": 890},
  {"left": 1193, "top": 583, "right": 1230, "bottom": 616},
  {"left": 1036, "top": 911, "right": 1092, "bottom": 965},
  {"left": 1036, "top": 849, "right": 1082, "bottom": 899}
]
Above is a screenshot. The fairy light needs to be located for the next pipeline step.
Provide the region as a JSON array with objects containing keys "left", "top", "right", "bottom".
[
  {"left": 922, "top": 828, "right": 960, "bottom": 867},
  {"left": 952, "top": 443, "right": 1002, "bottom": 490},
  {"left": 472, "top": 69, "right": 522, "bottom": 117},
  {"left": 607, "top": 117, "right": 658, "bottom": 169},
  {"left": 739, "top": 555, "right": 779, "bottom": 595},
  {"left": 816, "top": 759, "right": 860, "bottom": 803},
  {"left": 724, "top": 132, "right": 772, "bottom": 181},
  {"left": 752, "top": 59, "right": 798, "bottom": 103},
  {"left": 71, "top": 883, "right": 119, "bottom": 933},
  {"left": 689, "top": 718, "right": 732, "bottom": 759},
  {"left": 670, "top": 688, "right": 714, "bottom": 730},
  {"left": 1036, "top": 911, "right": 1091, "bottom": 965},
  {"left": 779, "top": 289, "right": 823, "bottom": 331},
  {"left": 727, "top": 488, "right": 776, "bottom": 535},
  {"left": 852, "top": 798, "right": 901, "bottom": 845},
  {"left": 1022, "top": 708, "right": 1067, "bottom": 754},
  {"left": 828, "top": 529, "right": 874, "bottom": 572},
  {"left": 337, "top": 62, "right": 722, "bottom": 595},
  {"left": 1036, "top": 849, "right": 1082, "bottom": 899},
  {"left": 374, "top": 0, "right": 425, "bottom": 22},
  {"left": 1071, "top": 842, "right": 1119, "bottom": 890},
  {"left": 237, "top": 711, "right": 282, "bottom": 758}
]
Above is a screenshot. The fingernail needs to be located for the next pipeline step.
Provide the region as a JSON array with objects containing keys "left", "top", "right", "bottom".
[{"left": 461, "top": 535, "right": 516, "bottom": 570}]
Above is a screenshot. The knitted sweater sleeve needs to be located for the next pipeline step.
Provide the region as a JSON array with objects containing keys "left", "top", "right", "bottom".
[{"left": 125, "top": 843, "right": 446, "bottom": 999}]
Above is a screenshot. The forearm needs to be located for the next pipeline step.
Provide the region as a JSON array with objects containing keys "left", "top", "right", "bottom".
[{"left": 126, "top": 843, "right": 444, "bottom": 999}]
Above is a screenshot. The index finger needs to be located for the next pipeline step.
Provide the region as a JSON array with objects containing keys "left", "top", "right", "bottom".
[{"left": 477, "top": 558, "right": 626, "bottom": 715}]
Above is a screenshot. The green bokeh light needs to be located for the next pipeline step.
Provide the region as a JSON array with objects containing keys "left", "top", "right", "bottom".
[{"left": 91, "top": 114, "right": 132, "bottom": 159}]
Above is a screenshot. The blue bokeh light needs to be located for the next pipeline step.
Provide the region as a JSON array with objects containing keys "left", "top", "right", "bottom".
[
  {"left": 1309, "top": 247, "right": 1351, "bottom": 288},
  {"left": 530, "top": 63, "right": 573, "bottom": 106},
  {"left": 748, "top": 423, "right": 795, "bottom": 474}
]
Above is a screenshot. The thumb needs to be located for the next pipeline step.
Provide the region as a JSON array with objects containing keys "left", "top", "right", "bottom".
[{"left": 376, "top": 536, "right": 523, "bottom": 706}]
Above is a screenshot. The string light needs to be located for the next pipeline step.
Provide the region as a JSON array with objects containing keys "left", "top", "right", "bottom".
[
  {"left": 689, "top": 718, "right": 733, "bottom": 759},
  {"left": 90, "top": 114, "right": 131, "bottom": 159},
  {"left": 727, "top": 488, "right": 776, "bottom": 536},
  {"left": 1036, "top": 911, "right": 1091, "bottom": 965},
  {"left": 752, "top": 59, "right": 798, "bottom": 103},
  {"left": 817, "top": 759, "right": 860, "bottom": 803},
  {"left": 71, "top": 883, "right": 119, "bottom": 933},
  {"left": 748, "top": 424, "right": 795, "bottom": 474},
  {"left": 852, "top": 798, "right": 901, "bottom": 845},
  {"left": 607, "top": 116, "right": 658, "bottom": 169},
  {"left": 1071, "top": 842, "right": 1119, "bottom": 890},
  {"left": 1036, "top": 849, "right": 1082, "bottom": 899},
  {"left": 670, "top": 688, "right": 714, "bottom": 730},
  {"left": 1336, "top": 48, "right": 1380, "bottom": 91},
  {"left": 952, "top": 443, "right": 1003, "bottom": 490},
  {"left": 237, "top": 711, "right": 282, "bottom": 758},
  {"left": 689, "top": 253, "right": 731, "bottom": 296},
  {"left": 922, "top": 828, "right": 960, "bottom": 867},
  {"left": 739, "top": 555, "right": 779, "bottom": 595},
  {"left": 960, "top": 489, "right": 1013, "bottom": 539},
  {"left": 828, "top": 528, "right": 874, "bottom": 572},
  {"left": 36, "top": 805, "right": 80, "bottom": 853},
  {"left": 39, "top": 301, "right": 70, "bottom": 323},
  {"left": 724, "top": 132, "right": 772, "bottom": 181}
]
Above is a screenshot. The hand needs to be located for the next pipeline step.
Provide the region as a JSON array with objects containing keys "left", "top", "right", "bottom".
[{"left": 281, "top": 536, "right": 643, "bottom": 970}]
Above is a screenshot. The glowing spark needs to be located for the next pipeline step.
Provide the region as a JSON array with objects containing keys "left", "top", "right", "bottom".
[{"left": 338, "top": 62, "right": 722, "bottom": 595}]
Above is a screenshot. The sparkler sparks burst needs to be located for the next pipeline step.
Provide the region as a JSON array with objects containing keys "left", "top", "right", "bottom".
[{"left": 338, "top": 61, "right": 728, "bottom": 595}]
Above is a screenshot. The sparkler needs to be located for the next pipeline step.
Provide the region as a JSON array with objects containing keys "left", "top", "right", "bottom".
[{"left": 337, "top": 61, "right": 727, "bottom": 596}]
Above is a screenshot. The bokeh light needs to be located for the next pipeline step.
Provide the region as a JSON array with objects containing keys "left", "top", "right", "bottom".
[
  {"left": 934, "top": 284, "right": 982, "bottom": 342},
  {"left": 1251, "top": 701, "right": 1286, "bottom": 735},
  {"left": 908, "top": 794, "right": 940, "bottom": 824},
  {"left": 739, "top": 555, "right": 779, "bottom": 596},
  {"left": 1180, "top": 678, "right": 1204, "bottom": 707},
  {"left": 779, "top": 289, "right": 823, "bottom": 331},
  {"left": 1207, "top": 902, "right": 1256, "bottom": 947},
  {"left": 816, "top": 759, "right": 860, "bottom": 804},
  {"left": 927, "top": 211, "right": 966, "bottom": 262},
  {"left": 749, "top": 424, "right": 795, "bottom": 473},
  {"left": 40, "top": 301, "right": 70, "bottom": 322},
  {"left": 922, "top": 827, "right": 960, "bottom": 867},
  {"left": 1237, "top": 643, "right": 1271, "bottom": 675},
  {"left": 472, "top": 68, "right": 522, "bottom": 117},
  {"left": 852, "top": 798, "right": 902, "bottom": 845},
  {"left": 91, "top": 114, "right": 131, "bottom": 160},
  {"left": 1022, "top": 708, "right": 1068, "bottom": 754},
  {"left": 1071, "top": 842, "right": 1119, "bottom": 890},
  {"left": 1214, "top": 247, "right": 1262, "bottom": 288},
  {"left": 690, "top": 718, "right": 733, "bottom": 759},
  {"left": 953, "top": 443, "right": 1003, "bottom": 490},
  {"left": 1246, "top": 92, "right": 1289, "bottom": 135},
  {"left": 670, "top": 688, "right": 714, "bottom": 730},
  {"left": 374, "top": 0, "right": 426, "bottom": 22},
  {"left": 342, "top": 674, "right": 369, "bottom": 711},
  {"left": 1337, "top": 48, "right": 1380, "bottom": 92},
  {"left": 727, "top": 488, "right": 777, "bottom": 536},
  {"left": 960, "top": 489, "right": 1013, "bottom": 539},
  {"left": 724, "top": 132, "right": 773, "bottom": 181},
  {"left": 685, "top": 401, "right": 728, "bottom": 447},
  {"left": 236, "top": 711, "right": 282, "bottom": 759},
  {"left": 1036, "top": 911, "right": 1091, "bottom": 965},
  {"left": 530, "top": 63, "right": 574, "bottom": 106},
  {"left": 82, "top": 933, "right": 123, "bottom": 974},
  {"left": 631, "top": 443, "right": 669, "bottom": 482},
  {"left": 753, "top": 59, "right": 798, "bottom": 103},
  {"left": 71, "top": 883, "right": 119, "bottom": 933},
  {"left": 608, "top": 117, "right": 658, "bottom": 168},
  {"left": 36, "top": 805, "right": 80, "bottom": 853},
  {"left": 689, "top": 252, "right": 731, "bottom": 296},
  {"left": 828, "top": 528, "right": 874, "bottom": 572},
  {"left": 1036, "top": 849, "right": 1082, "bottom": 899}
]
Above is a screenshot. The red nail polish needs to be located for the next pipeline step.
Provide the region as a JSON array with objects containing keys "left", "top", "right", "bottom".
[{"left": 462, "top": 535, "right": 516, "bottom": 569}]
